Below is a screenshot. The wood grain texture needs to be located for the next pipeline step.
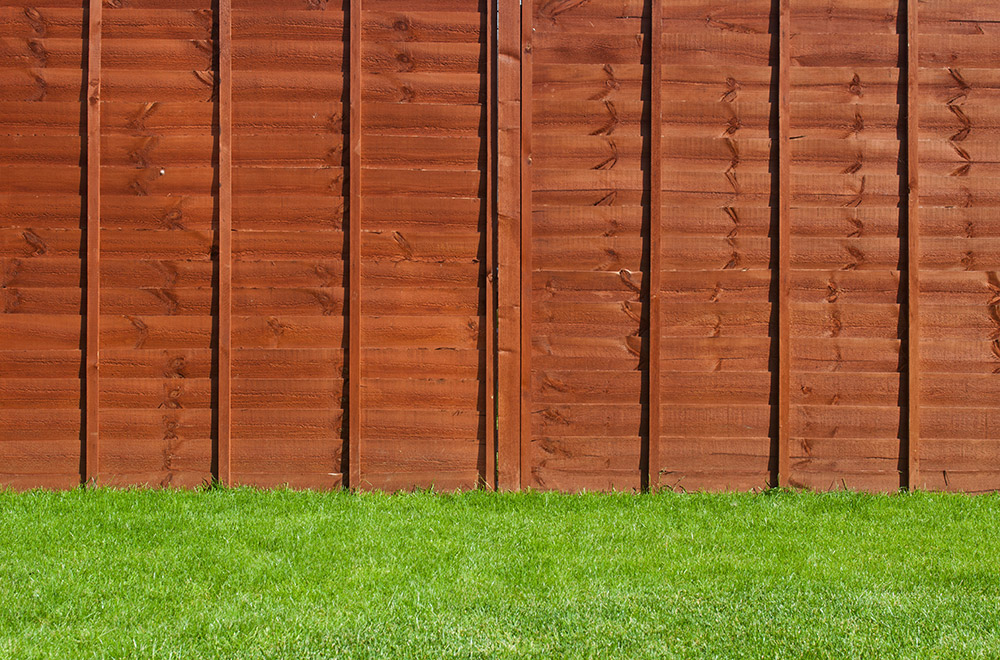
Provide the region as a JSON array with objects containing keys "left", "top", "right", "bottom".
[
  {"left": 655, "top": 0, "right": 775, "bottom": 492},
  {"left": 357, "top": 0, "right": 490, "bottom": 491},
  {"left": 92, "top": 0, "right": 217, "bottom": 486},
  {"left": 484, "top": 0, "right": 496, "bottom": 490},
  {"left": 785, "top": 0, "right": 907, "bottom": 492},
  {"left": 3, "top": 0, "right": 999, "bottom": 493},
  {"left": 496, "top": 0, "right": 520, "bottom": 491},
  {"left": 217, "top": 0, "right": 232, "bottom": 486},
  {"left": 225, "top": 0, "right": 349, "bottom": 487},
  {"left": 523, "top": 0, "right": 648, "bottom": 491},
  {"left": 349, "top": 0, "right": 362, "bottom": 489},
  {"left": 777, "top": 0, "right": 791, "bottom": 488},
  {"left": 518, "top": 0, "right": 531, "bottom": 489},
  {"left": 647, "top": 0, "right": 662, "bottom": 491},
  {"left": 913, "top": 0, "right": 1000, "bottom": 492},
  {"left": 906, "top": 0, "right": 920, "bottom": 490},
  {"left": 85, "top": 0, "right": 101, "bottom": 484}
]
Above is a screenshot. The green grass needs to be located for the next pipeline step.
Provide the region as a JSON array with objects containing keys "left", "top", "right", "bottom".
[{"left": 1, "top": 489, "right": 998, "bottom": 659}]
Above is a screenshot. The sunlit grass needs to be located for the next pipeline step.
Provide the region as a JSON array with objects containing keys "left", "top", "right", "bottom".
[{"left": 1, "top": 488, "right": 998, "bottom": 659}]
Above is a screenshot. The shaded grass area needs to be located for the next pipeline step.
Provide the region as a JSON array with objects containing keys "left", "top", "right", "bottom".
[{"left": 1, "top": 488, "right": 998, "bottom": 659}]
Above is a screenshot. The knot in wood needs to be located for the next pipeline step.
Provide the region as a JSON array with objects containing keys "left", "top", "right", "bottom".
[
  {"left": 167, "top": 356, "right": 187, "bottom": 378},
  {"left": 848, "top": 74, "right": 864, "bottom": 97},
  {"left": 395, "top": 52, "right": 413, "bottom": 71}
]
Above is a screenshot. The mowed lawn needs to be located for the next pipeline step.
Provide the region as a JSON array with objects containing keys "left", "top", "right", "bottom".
[{"left": 1, "top": 489, "right": 998, "bottom": 659}]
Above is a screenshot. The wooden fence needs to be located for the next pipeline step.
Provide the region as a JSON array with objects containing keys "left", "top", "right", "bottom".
[{"left": 2, "top": 0, "right": 999, "bottom": 493}]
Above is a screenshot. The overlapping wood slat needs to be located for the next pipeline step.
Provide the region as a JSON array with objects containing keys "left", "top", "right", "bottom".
[
  {"left": 658, "top": 0, "right": 776, "bottom": 491},
  {"left": 358, "top": 0, "right": 491, "bottom": 490},
  {"left": 1, "top": 0, "right": 493, "bottom": 491},
  {"left": 785, "top": 0, "right": 907, "bottom": 491},
  {"left": 915, "top": 0, "right": 1000, "bottom": 493},
  {"left": 3, "top": 0, "right": 999, "bottom": 493},
  {"left": 501, "top": 0, "right": 999, "bottom": 493},
  {"left": 229, "top": 0, "right": 349, "bottom": 489},
  {"left": 1, "top": 0, "right": 88, "bottom": 489}
]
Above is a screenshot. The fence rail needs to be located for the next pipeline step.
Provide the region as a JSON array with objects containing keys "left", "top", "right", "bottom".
[{"left": 2, "top": 0, "right": 999, "bottom": 493}]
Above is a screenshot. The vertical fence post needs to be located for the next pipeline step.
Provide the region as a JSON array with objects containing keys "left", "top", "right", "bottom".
[
  {"left": 646, "top": 0, "right": 662, "bottom": 491},
  {"left": 518, "top": 0, "right": 533, "bottom": 489},
  {"left": 497, "top": 0, "right": 522, "bottom": 490},
  {"left": 777, "top": 0, "right": 791, "bottom": 487},
  {"left": 217, "top": 0, "right": 233, "bottom": 485},
  {"left": 484, "top": 0, "right": 497, "bottom": 490},
  {"left": 84, "top": 0, "right": 102, "bottom": 485},
  {"left": 906, "top": 0, "right": 921, "bottom": 489},
  {"left": 348, "top": 0, "right": 363, "bottom": 490}
]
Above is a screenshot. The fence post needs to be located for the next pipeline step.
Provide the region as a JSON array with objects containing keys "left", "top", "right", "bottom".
[
  {"left": 217, "top": 0, "right": 233, "bottom": 486},
  {"left": 517, "top": 0, "right": 533, "bottom": 490},
  {"left": 484, "top": 0, "right": 497, "bottom": 490},
  {"left": 777, "top": 0, "right": 791, "bottom": 488},
  {"left": 84, "top": 0, "right": 102, "bottom": 485},
  {"left": 348, "top": 0, "right": 363, "bottom": 490},
  {"left": 646, "top": 0, "right": 663, "bottom": 492},
  {"left": 906, "top": 0, "right": 921, "bottom": 490},
  {"left": 497, "top": 0, "right": 522, "bottom": 490}
]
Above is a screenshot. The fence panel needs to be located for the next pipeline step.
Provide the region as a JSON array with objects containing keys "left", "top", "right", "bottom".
[
  {"left": 358, "top": 0, "right": 492, "bottom": 490},
  {"left": 227, "top": 0, "right": 349, "bottom": 489},
  {"left": 3, "top": 0, "right": 1000, "bottom": 493},
  {"left": 501, "top": 0, "right": 999, "bottom": 493},
  {"left": 0, "top": 0, "right": 494, "bottom": 490},
  {"left": 94, "top": 0, "right": 219, "bottom": 487},
  {"left": 511, "top": 0, "right": 651, "bottom": 491},
  {"left": 0, "top": 0, "right": 88, "bottom": 488},
  {"left": 916, "top": 0, "right": 1000, "bottom": 492},
  {"left": 656, "top": 0, "right": 778, "bottom": 491},
  {"left": 784, "top": 0, "right": 907, "bottom": 491}
]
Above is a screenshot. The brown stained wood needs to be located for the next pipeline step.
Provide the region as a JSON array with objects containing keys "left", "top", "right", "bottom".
[
  {"left": 0, "top": 350, "right": 84, "bottom": 379},
  {"left": 362, "top": 470, "right": 481, "bottom": 492},
  {"left": 518, "top": 0, "right": 531, "bottom": 490},
  {"left": 494, "top": 0, "right": 520, "bottom": 492},
  {"left": 523, "top": 0, "right": 654, "bottom": 492},
  {"left": 361, "top": 409, "right": 483, "bottom": 440},
  {"left": 361, "top": 41, "right": 482, "bottom": 74},
  {"left": 531, "top": 370, "right": 776, "bottom": 405},
  {"left": 0, "top": 378, "right": 82, "bottom": 409},
  {"left": 99, "top": 377, "right": 214, "bottom": 409},
  {"left": 362, "top": 378, "right": 481, "bottom": 409},
  {"left": 363, "top": 348, "right": 481, "bottom": 378},
  {"left": 85, "top": 0, "right": 101, "bottom": 484},
  {"left": 777, "top": 0, "right": 791, "bottom": 489},
  {"left": 348, "top": 0, "right": 362, "bottom": 490},
  {"left": 355, "top": 0, "right": 489, "bottom": 494},
  {"left": 647, "top": 0, "right": 662, "bottom": 492},
  {"left": 234, "top": 472, "right": 344, "bottom": 490},
  {"left": 484, "top": 0, "right": 496, "bottom": 490},
  {"left": 5, "top": 0, "right": 1000, "bottom": 494},
  {"left": 218, "top": 0, "right": 233, "bottom": 486},
  {"left": 233, "top": 438, "right": 343, "bottom": 482},
  {"left": 362, "top": 10, "right": 482, "bottom": 44},
  {"left": 906, "top": 0, "right": 920, "bottom": 490}
]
